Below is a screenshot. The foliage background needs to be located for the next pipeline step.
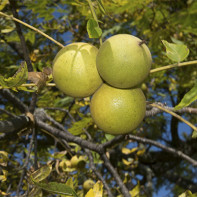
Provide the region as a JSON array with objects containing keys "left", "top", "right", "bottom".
[{"left": 0, "top": 0, "right": 197, "bottom": 196}]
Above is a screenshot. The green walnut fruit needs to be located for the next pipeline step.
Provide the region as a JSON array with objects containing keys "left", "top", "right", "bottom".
[
  {"left": 52, "top": 42, "right": 103, "bottom": 98},
  {"left": 90, "top": 83, "right": 146, "bottom": 135},
  {"left": 83, "top": 179, "right": 95, "bottom": 191},
  {"left": 96, "top": 34, "right": 152, "bottom": 88}
]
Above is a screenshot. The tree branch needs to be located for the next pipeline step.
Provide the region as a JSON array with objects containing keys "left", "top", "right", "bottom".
[
  {"left": 101, "top": 153, "right": 131, "bottom": 197},
  {"left": 9, "top": 0, "right": 33, "bottom": 72},
  {"left": 85, "top": 150, "right": 114, "bottom": 197},
  {"left": 127, "top": 134, "right": 197, "bottom": 166}
]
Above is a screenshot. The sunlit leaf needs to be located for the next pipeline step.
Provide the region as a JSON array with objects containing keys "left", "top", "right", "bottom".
[
  {"left": 137, "top": 148, "right": 145, "bottom": 156},
  {"left": 0, "top": 62, "right": 28, "bottom": 88},
  {"left": 31, "top": 164, "right": 52, "bottom": 182},
  {"left": 162, "top": 40, "right": 189, "bottom": 62},
  {"left": 175, "top": 82, "right": 197, "bottom": 110},
  {"left": 0, "top": 170, "right": 8, "bottom": 182},
  {"left": 33, "top": 181, "right": 78, "bottom": 196},
  {"left": 0, "top": 0, "right": 8, "bottom": 11},
  {"left": 0, "top": 151, "right": 9, "bottom": 166},
  {"left": 129, "top": 182, "right": 140, "bottom": 197},
  {"left": 85, "top": 181, "right": 103, "bottom": 197},
  {"left": 87, "top": 18, "right": 102, "bottom": 38},
  {"left": 122, "top": 147, "right": 138, "bottom": 155}
]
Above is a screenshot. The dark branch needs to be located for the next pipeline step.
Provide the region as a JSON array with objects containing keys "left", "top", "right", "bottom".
[
  {"left": 127, "top": 134, "right": 197, "bottom": 166},
  {"left": 0, "top": 115, "right": 30, "bottom": 133},
  {"left": 9, "top": 0, "right": 33, "bottom": 72},
  {"left": 101, "top": 153, "right": 131, "bottom": 197},
  {"left": 86, "top": 150, "right": 114, "bottom": 197},
  {"left": 1, "top": 89, "right": 28, "bottom": 113}
]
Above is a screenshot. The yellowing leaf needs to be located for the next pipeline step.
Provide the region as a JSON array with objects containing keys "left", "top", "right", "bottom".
[
  {"left": 129, "top": 182, "right": 140, "bottom": 197},
  {"left": 0, "top": 151, "right": 9, "bottom": 166},
  {"left": 0, "top": 169, "right": 8, "bottom": 182},
  {"left": 31, "top": 164, "right": 52, "bottom": 182},
  {"left": 85, "top": 181, "right": 103, "bottom": 197},
  {"left": 137, "top": 148, "right": 145, "bottom": 156},
  {"left": 0, "top": 0, "right": 8, "bottom": 11},
  {"left": 122, "top": 147, "right": 138, "bottom": 155},
  {"left": 122, "top": 158, "right": 133, "bottom": 165}
]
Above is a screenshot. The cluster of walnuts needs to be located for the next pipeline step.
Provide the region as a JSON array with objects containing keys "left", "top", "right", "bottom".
[{"left": 52, "top": 34, "right": 152, "bottom": 135}]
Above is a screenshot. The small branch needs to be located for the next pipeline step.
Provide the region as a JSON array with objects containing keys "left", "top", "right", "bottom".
[
  {"left": 146, "top": 103, "right": 197, "bottom": 117},
  {"left": 101, "top": 153, "right": 131, "bottom": 197},
  {"left": 0, "top": 108, "right": 16, "bottom": 118},
  {"left": 9, "top": 0, "right": 33, "bottom": 72},
  {"left": 0, "top": 83, "right": 56, "bottom": 90},
  {"left": 127, "top": 134, "right": 197, "bottom": 166},
  {"left": 86, "top": 150, "right": 114, "bottom": 197},
  {"left": 0, "top": 11, "right": 64, "bottom": 48},
  {"left": 36, "top": 119, "right": 104, "bottom": 154},
  {"left": 1, "top": 89, "right": 28, "bottom": 113},
  {"left": 102, "top": 135, "right": 125, "bottom": 149},
  {"left": 150, "top": 60, "right": 197, "bottom": 74},
  {"left": 150, "top": 103, "right": 197, "bottom": 132}
]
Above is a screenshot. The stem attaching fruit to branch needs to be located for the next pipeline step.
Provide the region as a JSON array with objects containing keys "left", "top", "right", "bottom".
[{"left": 0, "top": 11, "right": 64, "bottom": 48}]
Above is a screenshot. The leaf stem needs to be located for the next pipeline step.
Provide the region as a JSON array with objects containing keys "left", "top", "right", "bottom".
[
  {"left": 0, "top": 11, "right": 64, "bottom": 48},
  {"left": 86, "top": 0, "right": 103, "bottom": 45},
  {"left": 150, "top": 103, "right": 197, "bottom": 132},
  {"left": 150, "top": 60, "right": 197, "bottom": 74}
]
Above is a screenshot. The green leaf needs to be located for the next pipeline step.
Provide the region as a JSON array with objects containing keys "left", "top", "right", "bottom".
[
  {"left": 96, "top": 0, "right": 106, "bottom": 15},
  {"left": 175, "top": 82, "right": 197, "bottom": 110},
  {"left": 31, "top": 164, "right": 52, "bottom": 182},
  {"left": 0, "top": 62, "right": 28, "bottom": 88},
  {"left": 162, "top": 40, "right": 189, "bottom": 62},
  {"left": 33, "top": 181, "right": 78, "bottom": 197},
  {"left": 68, "top": 117, "right": 93, "bottom": 135},
  {"left": 178, "top": 190, "right": 196, "bottom": 197},
  {"left": 87, "top": 18, "right": 102, "bottom": 38},
  {"left": 0, "top": 0, "right": 8, "bottom": 11}
]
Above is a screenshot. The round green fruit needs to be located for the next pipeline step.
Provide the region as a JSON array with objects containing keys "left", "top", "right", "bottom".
[
  {"left": 52, "top": 42, "right": 103, "bottom": 98},
  {"left": 83, "top": 179, "right": 95, "bottom": 191},
  {"left": 96, "top": 34, "right": 152, "bottom": 88},
  {"left": 90, "top": 84, "right": 146, "bottom": 135}
]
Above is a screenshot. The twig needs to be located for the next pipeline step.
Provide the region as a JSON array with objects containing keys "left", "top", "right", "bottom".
[
  {"left": 86, "top": 150, "right": 114, "bottom": 197},
  {"left": 127, "top": 134, "right": 197, "bottom": 166},
  {"left": 146, "top": 104, "right": 197, "bottom": 116},
  {"left": 0, "top": 108, "right": 16, "bottom": 118},
  {"left": 102, "top": 135, "right": 125, "bottom": 149},
  {"left": 150, "top": 60, "right": 197, "bottom": 74},
  {"left": 150, "top": 103, "right": 197, "bottom": 132},
  {"left": 1, "top": 89, "right": 28, "bottom": 113},
  {"left": 0, "top": 11, "right": 64, "bottom": 48},
  {"left": 9, "top": 0, "right": 33, "bottom": 72},
  {"left": 101, "top": 153, "right": 131, "bottom": 197}
]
